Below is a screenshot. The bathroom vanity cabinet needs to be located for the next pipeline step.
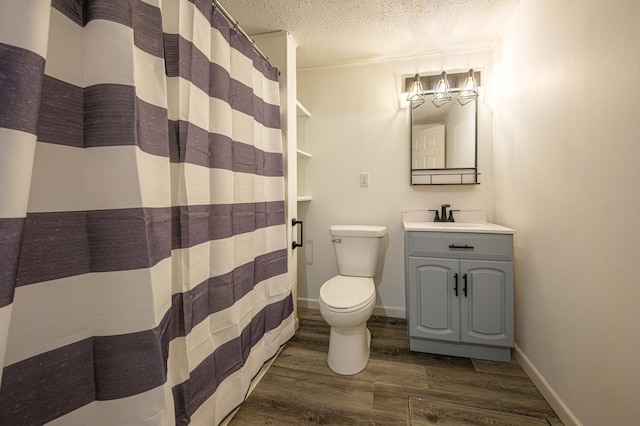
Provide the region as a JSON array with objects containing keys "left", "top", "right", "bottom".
[{"left": 405, "top": 230, "right": 514, "bottom": 362}]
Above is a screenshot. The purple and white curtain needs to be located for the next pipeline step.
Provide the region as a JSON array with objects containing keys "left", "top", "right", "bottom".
[{"left": 0, "top": 0, "right": 294, "bottom": 424}]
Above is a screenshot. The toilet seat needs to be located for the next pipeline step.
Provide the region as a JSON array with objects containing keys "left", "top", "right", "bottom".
[{"left": 319, "top": 276, "right": 375, "bottom": 312}]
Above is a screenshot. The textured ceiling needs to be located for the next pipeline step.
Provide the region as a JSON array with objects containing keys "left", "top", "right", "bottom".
[{"left": 220, "top": 0, "right": 520, "bottom": 69}]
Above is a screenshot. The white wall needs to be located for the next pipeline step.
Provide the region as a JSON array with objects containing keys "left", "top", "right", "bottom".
[
  {"left": 493, "top": 0, "right": 640, "bottom": 424},
  {"left": 296, "top": 51, "right": 495, "bottom": 318}
]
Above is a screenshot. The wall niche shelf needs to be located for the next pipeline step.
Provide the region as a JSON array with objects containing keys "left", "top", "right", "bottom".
[
  {"left": 296, "top": 100, "right": 311, "bottom": 203},
  {"left": 297, "top": 148, "right": 312, "bottom": 159},
  {"left": 296, "top": 100, "right": 311, "bottom": 118}
]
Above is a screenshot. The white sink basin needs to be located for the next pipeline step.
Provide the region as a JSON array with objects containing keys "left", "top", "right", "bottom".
[{"left": 403, "top": 221, "right": 515, "bottom": 234}]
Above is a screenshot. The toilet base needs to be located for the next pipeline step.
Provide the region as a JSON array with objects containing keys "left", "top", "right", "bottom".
[{"left": 327, "top": 323, "right": 372, "bottom": 375}]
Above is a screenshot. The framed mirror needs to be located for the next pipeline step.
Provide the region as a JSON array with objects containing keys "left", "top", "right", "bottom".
[
  {"left": 406, "top": 71, "right": 481, "bottom": 185},
  {"left": 410, "top": 96, "right": 478, "bottom": 184}
]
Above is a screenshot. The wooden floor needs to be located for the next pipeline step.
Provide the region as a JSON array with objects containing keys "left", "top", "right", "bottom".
[{"left": 230, "top": 308, "right": 563, "bottom": 425}]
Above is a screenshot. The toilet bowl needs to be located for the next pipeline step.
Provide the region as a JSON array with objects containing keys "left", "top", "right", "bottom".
[
  {"left": 318, "top": 225, "right": 387, "bottom": 375},
  {"left": 319, "top": 276, "right": 376, "bottom": 375}
]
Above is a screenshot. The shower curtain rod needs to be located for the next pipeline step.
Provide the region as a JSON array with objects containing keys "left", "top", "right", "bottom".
[{"left": 213, "top": 0, "right": 277, "bottom": 72}]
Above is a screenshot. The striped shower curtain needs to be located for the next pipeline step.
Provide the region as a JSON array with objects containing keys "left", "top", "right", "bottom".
[{"left": 0, "top": 0, "right": 294, "bottom": 424}]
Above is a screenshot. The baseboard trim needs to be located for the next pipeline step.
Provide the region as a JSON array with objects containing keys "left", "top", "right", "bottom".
[
  {"left": 296, "top": 297, "right": 319, "bottom": 310},
  {"left": 513, "top": 344, "right": 582, "bottom": 426},
  {"left": 297, "top": 297, "right": 406, "bottom": 319}
]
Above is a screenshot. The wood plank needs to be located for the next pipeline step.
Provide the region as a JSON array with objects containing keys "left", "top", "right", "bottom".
[
  {"left": 298, "top": 306, "right": 324, "bottom": 322},
  {"left": 409, "top": 396, "right": 549, "bottom": 425},
  {"left": 229, "top": 309, "right": 563, "bottom": 425},
  {"left": 471, "top": 358, "right": 529, "bottom": 377},
  {"left": 231, "top": 365, "right": 404, "bottom": 425},
  {"left": 274, "top": 346, "right": 429, "bottom": 389},
  {"left": 422, "top": 364, "right": 557, "bottom": 418}
]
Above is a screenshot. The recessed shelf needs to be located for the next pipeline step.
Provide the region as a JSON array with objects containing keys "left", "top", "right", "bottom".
[
  {"left": 296, "top": 100, "right": 310, "bottom": 118},
  {"left": 296, "top": 148, "right": 312, "bottom": 159},
  {"left": 296, "top": 100, "right": 311, "bottom": 203}
]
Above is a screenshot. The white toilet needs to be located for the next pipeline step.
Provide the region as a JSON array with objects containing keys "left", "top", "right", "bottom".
[{"left": 319, "top": 225, "right": 387, "bottom": 375}]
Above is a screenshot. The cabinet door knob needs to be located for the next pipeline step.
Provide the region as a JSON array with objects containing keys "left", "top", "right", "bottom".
[{"left": 453, "top": 273, "right": 459, "bottom": 296}]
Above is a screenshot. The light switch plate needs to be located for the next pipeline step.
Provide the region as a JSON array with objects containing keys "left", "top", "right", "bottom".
[{"left": 360, "top": 172, "right": 370, "bottom": 187}]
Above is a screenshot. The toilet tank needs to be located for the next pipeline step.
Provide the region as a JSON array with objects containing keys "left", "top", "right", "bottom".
[{"left": 330, "top": 225, "right": 387, "bottom": 277}]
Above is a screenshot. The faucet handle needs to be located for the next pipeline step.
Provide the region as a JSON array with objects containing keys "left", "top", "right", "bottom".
[
  {"left": 428, "top": 209, "right": 441, "bottom": 222},
  {"left": 448, "top": 210, "right": 460, "bottom": 222}
]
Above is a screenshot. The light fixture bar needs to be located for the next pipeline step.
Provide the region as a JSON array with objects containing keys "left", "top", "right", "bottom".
[{"left": 403, "top": 70, "right": 482, "bottom": 93}]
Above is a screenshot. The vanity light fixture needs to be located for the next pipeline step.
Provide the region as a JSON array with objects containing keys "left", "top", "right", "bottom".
[
  {"left": 403, "top": 69, "right": 481, "bottom": 108},
  {"left": 407, "top": 74, "right": 426, "bottom": 109},
  {"left": 431, "top": 71, "right": 452, "bottom": 107},
  {"left": 457, "top": 68, "right": 479, "bottom": 105}
]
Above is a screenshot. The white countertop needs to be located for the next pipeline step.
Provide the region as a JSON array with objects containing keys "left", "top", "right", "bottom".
[
  {"left": 403, "top": 221, "right": 515, "bottom": 234},
  {"left": 402, "top": 210, "right": 515, "bottom": 234}
]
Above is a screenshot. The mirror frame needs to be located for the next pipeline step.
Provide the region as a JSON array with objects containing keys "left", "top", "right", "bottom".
[{"left": 410, "top": 95, "right": 479, "bottom": 185}]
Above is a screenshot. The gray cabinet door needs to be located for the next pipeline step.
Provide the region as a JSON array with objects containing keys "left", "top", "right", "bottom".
[
  {"left": 408, "top": 257, "right": 460, "bottom": 342},
  {"left": 460, "top": 260, "right": 514, "bottom": 346}
]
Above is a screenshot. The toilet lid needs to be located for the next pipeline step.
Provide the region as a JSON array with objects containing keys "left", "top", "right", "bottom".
[{"left": 320, "top": 276, "right": 375, "bottom": 310}]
